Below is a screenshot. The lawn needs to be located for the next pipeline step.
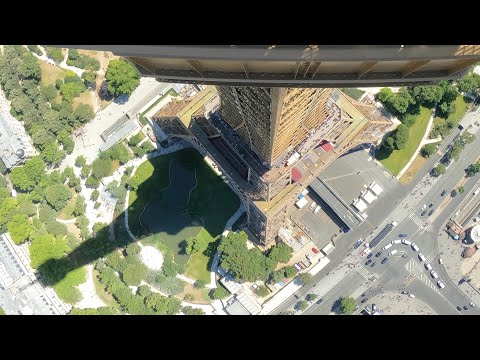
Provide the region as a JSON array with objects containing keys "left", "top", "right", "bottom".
[
  {"left": 399, "top": 154, "right": 428, "bottom": 185},
  {"left": 184, "top": 228, "right": 215, "bottom": 283},
  {"left": 92, "top": 268, "right": 119, "bottom": 308},
  {"left": 341, "top": 88, "right": 365, "bottom": 101},
  {"left": 376, "top": 107, "right": 432, "bottom": 176},
  {"left": 432, "top": 95, "right": 469, "bottom": 131},
  {"left": 39, "top": 60, "right": 66, "bottom": 87},
  {"left": 57, "top": 189, "right": 77, "bottom": 220},
  {"left": 128, "top": 148, "right": 239, "bottom": 275},
  {"left": 73, "top": 91, "right": 96, "bottom": 111}
]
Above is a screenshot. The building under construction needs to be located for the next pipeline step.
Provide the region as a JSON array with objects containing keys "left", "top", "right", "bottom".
[{"left": 154, "top": 86, "right": 393, "bottom": 245}]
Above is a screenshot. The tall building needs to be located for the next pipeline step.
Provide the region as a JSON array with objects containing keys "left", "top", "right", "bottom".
[{"left": 154, "top": 86, "right": 393, "bottom": 245}]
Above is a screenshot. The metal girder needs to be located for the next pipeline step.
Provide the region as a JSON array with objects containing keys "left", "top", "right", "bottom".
[
  {"left": 402, "top": 60, "right": 430, "bottom": 77},
  {"left": 243, "top": 63, "right": 250, "bottom": 79},
  {"left": 187, "top": 60, "right": 204, "bottom": 77},
  {"left": 448, "top": 58, "right": 480, "bottom": 75},
  {"left": 358, "top": 61, "right": 378, "bottom": 78}
]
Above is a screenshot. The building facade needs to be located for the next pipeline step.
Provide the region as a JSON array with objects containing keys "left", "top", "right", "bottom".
[{"left": 154, "top": 86, "right": 393, "bottom": 245}]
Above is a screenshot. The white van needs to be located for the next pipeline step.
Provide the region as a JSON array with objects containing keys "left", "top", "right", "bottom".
[
  {"left": 388, "top": 249, "right": 398, "bottom": 256},
  {"left": 314, "top": 205, "right": 321, "bottom": 214},
  {"left": 431, "top": 271, "right": 438, "bottom": 279},
  {"left": 425, "top": 263, "right": 432, "bottom": 271},
  {"left": 411, "top": 243, "right": 419, "bottom": 252},
  {"left": 418, "top": 253, "right": 426, "bottom": 262},
  {"left": 401, "top": 239, "right": 411, "bottom": 246},
  {"left": 391, "top": 239, "right": 402, "bottom": 245},
  {"left": 474, "top": 188, "right": 480, "bottom": 196},
  {"left": 437, "top": 280, "right": 445, "bottom": 289},
  {"left": 383, "top": 243, "right": 393, "bottom": 250},
  {"left": 309, "top": 201, "right": 317, "bottom": 210}
]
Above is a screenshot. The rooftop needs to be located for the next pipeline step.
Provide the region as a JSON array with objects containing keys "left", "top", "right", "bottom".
[{"left": 0, "top": 110, "right": 29, "bottom": 170}]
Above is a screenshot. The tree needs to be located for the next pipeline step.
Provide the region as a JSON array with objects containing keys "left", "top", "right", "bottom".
[
  {"left": 284, "top": 266, "right": 297, "bottom": 278},
  {"left": 384, "top": 136, "right": 395, "bottom": 151},
  {"left": 184, "top": 236, "right": 209, "bottom": 254},
  {"left": 194, "top": 280, "right": 206, "bottom": 289},
  {"left": 82, "top": 70, "right": 97, "bottom": 86},
  {"left": 306, "top": 293, "right": 317, "bottom": 302},
  {"left": 394, "top": 124, "right": 409, "bottom": 150},
  {"left": 90, "top": 189, "right": 100, "bottom": 201},
  {"left": 420, "top": 144, "right": 437, "bottom": 158},
  {"left": 74, "top": 104, "right": 95, "bottom": 124},
  {"left": 55, "top": 79, "right": 63, "bottom": 90},
  {"left": 128, "top": 132, "right": 144, "bottom": 146},
  {"left": 458, "top": 186, "right": 465, "bottom": 194},
  {"left": 10, "top": 157, "right": 45, "bottom": 191},
  {"left": 256, "top": 285, "right": 270, "bottom": 297},
  {"left": 448, "top": 140, "right": 464, "bottom": 161},
  {"left": 121, "top": 262, "right": 148, "bottom": 286},
  {"left": 182, "top": 306, "right": 205, "bottom": 315},
  {"left": 387, "top": 87, "right": 415, "bottom": 115},
  {"left": 45, "top": 184, "right": 71, "bottom": 211},
  {"left": 339, "top": 296, "right": 356, "bottom": 314},
  {"left": 377, "top": 88, "right": 393, "bottom": 103},
  {"left": 106, "top": 59, "right": 140, "bottom": 97},
  {"left": 85, "top": 175, "right": 100, "bottom": 189},
  {"left": 91, "top": 158, "right": 112, "bottom": 179},
  {"left": 127, "top": 175, "right": 141, "bottom": 190},
  {"left": 45, "top": 47, "right": 64, "bottom": 64},
  {"left": 7, "top": 214, "right": 33, "bottom": 244},
  {"left": 457, "top": 73, "right": 480, "bottom": 95},
  {"left": 17, "top": 52, "right": 41, "bottom": 81},
  {"left": 45, "top": 220, "right": 68, "bottom": 236},
  {"left": 432, "top": 164, "right": 446, "bottom": 177},
  {"left": 297, "top": 300, "right": 308, "bottom": 312},
  {"left": 299, "top": 273, "right": 312, "bottom": 285},
  {"left": 460, "top": 131, "right": 476, "bottom": 145},
  {"left": 125, "top": 243, "right": 141, "bottom": 256},
  {"left": 210, "top": 285, "right": 230, "bottom": 299},
  {"left": 41, "top": 84, "right": 57, "bottom": 102},
  {"left": 466, "top": 162, "right": 480, "bottom": 177},
  {"left": 81, "top": 164, "right": 92, "bottom": 178},
  {"left": 408, "top": 85, "right": 444, "bottom": 107},
  {"left": 41, "top": 142, "right": 66, "bottom": 167},
  {"left": 75, "top": 155, "right": 86, "bottom": 167},
  {"left": 268, "top": 243, "right": 293, "bottom": 264},
  {"left": 73, "top": 196, "right": 86, "bottom": 217},
  {"left": 109, "top": 143, "right": 130, "bottom": 164}
]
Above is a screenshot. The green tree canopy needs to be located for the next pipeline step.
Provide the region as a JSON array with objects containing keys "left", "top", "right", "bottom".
[
  {"left": 45, "top": 184, "right": 72, "bottom": 210},
  {"left": 432, "top": 164, "right": 447, "bottom": 177},
  {"left": 74, "top": 104, "right": 95, "bottom": 124},
  {"left": 9, "top": 156, "right": 45, "bottom": 191},
  {"left": 182, "top": 306, "right": 205, "bottom": 315},
  {"left": 377, "top": 88, "right": 393, "bottom": 103},
  {"left": 106, "top": 59, "right": 140, "bottom": 97},
  {"left": 394, "top": 124, "right": 409, "bottom": 150},
  {"left": 299, "top": 273, "right": 313, "bottom": 285},
  {"left": 185, "top": 236, "right": 209, "bottom": 254},
  {"left": 268, "top": 243, "right": 293, "bottom": 264},
  {"left": 121, "top": 262, "right": 148, "bottom": 286},
  {"left": 91, "top": 158, "right": 112, "bottom": 179},
  {"left": 75, "top": 155, "right": 87, "bottom": 168},
  {"left": 466, "top": 162, "right": 480, "bottom": 177},
  {"left": 306, "top": 293, "right": 317, "bottom": 302},
  {"left": 420, "top": 144, "right": 437, "bottom": 158},
  {"left": 7, "top": 214, "right": 33, "bottom": 244},
  {"left": 339, "top": 296, "right": 356, "bottom": 314}
]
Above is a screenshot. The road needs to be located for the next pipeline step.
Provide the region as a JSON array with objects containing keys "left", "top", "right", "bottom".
[
  {"left": 273, "top": 121, "right": 480, "bottom": 315},
  {"left": 61, "top": 78, "right": 170, "bottom": 169}
]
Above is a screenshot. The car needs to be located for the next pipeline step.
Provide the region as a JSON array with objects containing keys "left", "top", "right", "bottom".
[
  {"left": 399, "top": 233, "right": 407, "bottom": 238},
  {"left": 309, "top": 201, "right": 317, "bottom": 210},
  {"left": 401, "top": 239, "right": 411, "bottom": 246},
  {"left": 425, "top": 263, "right": 432, "bottom": 271},
  {"left": 361, "top": 293, "right": 366, "bottom": 297},
  {"left": 370, "top": 262, "right": 376, "bottom": 267},
  {"left": 294, "top": 294, "right": 299, "bottom": 299},
  {"left": 365, "top": 259, "right": 373, "bottom": 265},
  {"left": 381, "top": 257, "right": 389, "bottom": 264},
  {"left": 375, "top": 251, "right": 383, "bottom": 257},
  {"left": 437, "top": 280, "right": 445, "bottom": 289},
  {"left": 388, "top": 249, "right": 398, "bottom": 256},
  {"left": 306, "top": 254, "right": 313, "bottom": 262},
  {"left": 438, "top": 258, "right": 443, "bottom": 265},
  {"left": 441, "top": 189, "right": 447, "bottom": 196},
  {"left": 470, "top": 302, "right": 475, "bottom": 307},
  {"left": 463, "top": 305, "right": 469, "bottom": 310},
  {"left": 364, "top": 248, "right": 372, "bottom": 256},
  {"left": 354, "top": 305, "right": 360, "bottom": 310},
  {"left": 428, "top": 209, "right": 434, "bottom": 216},
  {"left": 314, "top": 205, "right": 321, "bottom": 214},
  {"left": 431, "top": 271, "right": 438, "bottom": 279},
  {"left": 383, "top": 243, "right": 393, "bottom": 250},
  {"left": 409, "top": 293, "right": 416, "bottom": 298},
  {"left": 421, "top": 204, "right": 427, "bottom": 211},
  {"left": 411, "top": 243, "right": 419, "bottom": 252},
  {"left": 451, "top": 190, "right": 457, "bottom": 197},
  {"left": 316, "top": 299, "right": 324, "bottom": 305},
  {"left": 402, "top": 253, "right": 408, "bottom": 258},
  {"left": 361, "top": 297, "right": 368, "bottom": 303},
  {"left": 354, "top": 239, "right": 363, "bottom": 249},
  {"left": 367, "top": 252, "right": 374, "bottom": 259},
  {"left": 391, "top": 239, "right": 402, "bottom": 245},
  {"left": 429, "top": 203, "right": 433, "bottom": 208},
  {"left": 421, "top": 210, "right": 427, "bottom": 216},
  {"left": 312, "top": 247, "right": 319, "bottom": 254},
  {"left": 457, "top": 306, "right": 462, "bottom": 311},
  {"left": 418, "top": 253, "right": 426, "bottom": 262}
]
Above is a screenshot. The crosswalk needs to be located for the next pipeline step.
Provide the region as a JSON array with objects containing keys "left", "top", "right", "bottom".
[
  {"left": 404, "top": 257, "right": 441, "bottom": 294},
  {"left": 356, "top": 266, "right": 373, "bottom": 280},
  {"left": 408, "top": 213, "right": 434, "bottom": 233}
]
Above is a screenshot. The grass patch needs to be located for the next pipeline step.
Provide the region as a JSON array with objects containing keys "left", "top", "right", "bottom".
[
  {"left": 57, "top": 189, "right": 77, "bottom": 220},
  {"left": 399, "top": 154, "right": 429, "bottom": 185},
  {"left": 376, "top": 107, "right": 432, "bottom": 176},
  {"left": 92, "top": 268, "right": 119, "bottom": 308},
  {"left": 73, "top": 90, "right": 95, "bottom": 110},
  {"left": 109, "top": 160, "right": 120, "bottom": 176},
  {"left": 341, "top": 88, "right": 365, "bottom": 101},
  {"left": 184, "top": 228, "right": 215, "bottom": 283},
  {"left": 432, "top": 95, "right": 468, "bottom": 129},
  {"left": 38, "top": 60, "right": 66, "bottom": 87}
]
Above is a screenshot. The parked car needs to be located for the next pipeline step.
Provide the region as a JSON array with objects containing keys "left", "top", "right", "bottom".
[
  {"left": 441, "top": 189, "right": 447, "bottom": 196},
  {"left": 370, "top": 262, "right": 376, "bottom": 267},
  {"left": 429, "top": 203, "right": 433, "bottom": 208},
  {"left": 421, "top": 204, "right": 427, "bottom": 211},
  {"left": 361, "top": 297, "right": 369, "bottom": 303},
  {"left": 399, "top": 233, "right": 407, "bottom": 238},
  {"left": 463, "top": 305, "right": 469, "bottom": 310},
  {"left": 354, "top": 239, "right": 363, "bottom": 249},
  {"left": 437, "top": 280, "right": 445, "bottom": 289},
  {"left": 421, "top": 210, "right": 427, "bottom": 216},
  {"left": 391, "top": 239, "right": 402, "bottom": 245},
  {"left": 381, "top": 257, "right": 389, "bottom": 264},
  {"left": 388, "top": 249, "right": 398, "bottom": 256},
  {"left": 428, "top": 209, "right": 434, "bottom": 216},
  {"left": 418, "top": 253, "right": 426, "bottom": 262},
  {"left": 365, "top": 259, "right": 373, "bottom": 266},
  {"left": 309, "top": 201, "right": 317, "bottom": 210},
  {"left": 314, "top": 205, "right": 321, "bottom": 214},
  {"left": 425, "top": 263, "right": 432, "bottom": 271},
  {"left": 383, "top": 243, "right": 393, "bottom": 250},
  {"left": 316, "top": 299, "right": 324, "bottom": 305},
  {"left": 375, "top": 251, "right": 383, "bottom": 257},
  {"left": 411, "top": 243, "right": 419, "bottom": 251},
  {"left": 367, "top": 252, "right": 374, "bottom": 259},
  {"left": 401, "top": 239, "right": 412, "bottom": 246},
  {"left": 457, "top": 306, "right": 462, "bottom": 311},
  {"left": 431, "top": 271, "right": 438, "bottom": 279},
  {"left": 451, "top": 190, "right": 458, "bottom": 197},
  {"left": 438, "top": 258, "right": 443, "bottom": 265},
  {"left": 409, "top": 294, "right": 416, "bottom": 298},
  {"left": 470, "top": 302, "right": 475, "bottom": 307}
]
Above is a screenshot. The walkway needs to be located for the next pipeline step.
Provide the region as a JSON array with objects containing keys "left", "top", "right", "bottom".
[
  {"left": 28, "top": 46, "right": 85, "bottom": 77},
  {"left": 396, "top": 108, "right": 437, "bottom": 179},
  {"left": 55, "top": 218, "right": 76, "bottom": 224},
  {"left": 75, "top": 265, "right": 106, "bottom": 309}
]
